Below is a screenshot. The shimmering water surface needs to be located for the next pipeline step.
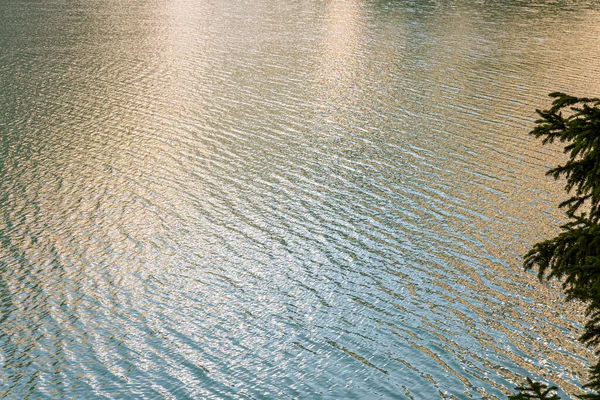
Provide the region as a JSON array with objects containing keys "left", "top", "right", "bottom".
[{"left": 2, "top": 0, "right": 600, "bottom": 398}]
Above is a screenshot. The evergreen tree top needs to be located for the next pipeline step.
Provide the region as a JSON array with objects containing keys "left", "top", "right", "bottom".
[
  {"left": 521, "top": 92, "right": 600, "bottom": 399},
  {"left": 530, "top": 92, "right": 600, "bottom": 222}
]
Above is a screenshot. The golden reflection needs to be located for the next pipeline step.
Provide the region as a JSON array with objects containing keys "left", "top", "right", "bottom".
[
  {"left": 318, "top": 0, "right": 365, "bottom": 90},
  {"left": 2, "top": 0, "right": 600, "bottom": 397}
]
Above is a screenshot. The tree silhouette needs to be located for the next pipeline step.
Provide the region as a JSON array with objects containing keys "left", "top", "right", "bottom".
[
  {"left": 509, "top": 377, "right": 560, "bottom": 400},
  {"left": 519, "top": 92, "right": 600, "bottom": 399}
]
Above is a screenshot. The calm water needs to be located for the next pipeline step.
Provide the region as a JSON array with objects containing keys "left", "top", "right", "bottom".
[{"left": 1, "top": 0, "right": 600, "bottom": 398}]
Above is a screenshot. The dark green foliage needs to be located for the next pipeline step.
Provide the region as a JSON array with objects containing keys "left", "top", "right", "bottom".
[
  {"left": 526, "top": 92, "right": 600, "bottom": 221},
  {"left": 522, "top": 92, "right": 600, "bottom": 398},
  {"left": 509, "top": 377, "right": 560, "bottom": 400}
]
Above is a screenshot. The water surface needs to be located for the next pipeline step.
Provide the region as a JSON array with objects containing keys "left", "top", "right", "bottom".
[{"left": 1, "top": 0, "right": 600, "bottom": 398}]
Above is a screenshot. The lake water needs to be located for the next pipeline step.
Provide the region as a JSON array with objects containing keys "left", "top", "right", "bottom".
[{"left": 1, "top": 0, "right": 600, "bottom": 398}]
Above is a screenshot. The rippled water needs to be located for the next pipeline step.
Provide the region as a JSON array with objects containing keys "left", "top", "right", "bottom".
[{"left": 1, "top": 0, "right": 600, "bottom": 398}]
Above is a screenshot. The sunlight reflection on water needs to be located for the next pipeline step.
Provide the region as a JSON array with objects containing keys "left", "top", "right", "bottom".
[{"left": 1, "top": 0, "right": 600, "bottom": 398}]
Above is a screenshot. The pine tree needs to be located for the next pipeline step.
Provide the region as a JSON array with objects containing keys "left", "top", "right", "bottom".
[
  {"left": 521, "top": 92, "right": 600, "bottom": 398},
  {"left": 509, "top": 377, "right": 561, "bottom": 400}
]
